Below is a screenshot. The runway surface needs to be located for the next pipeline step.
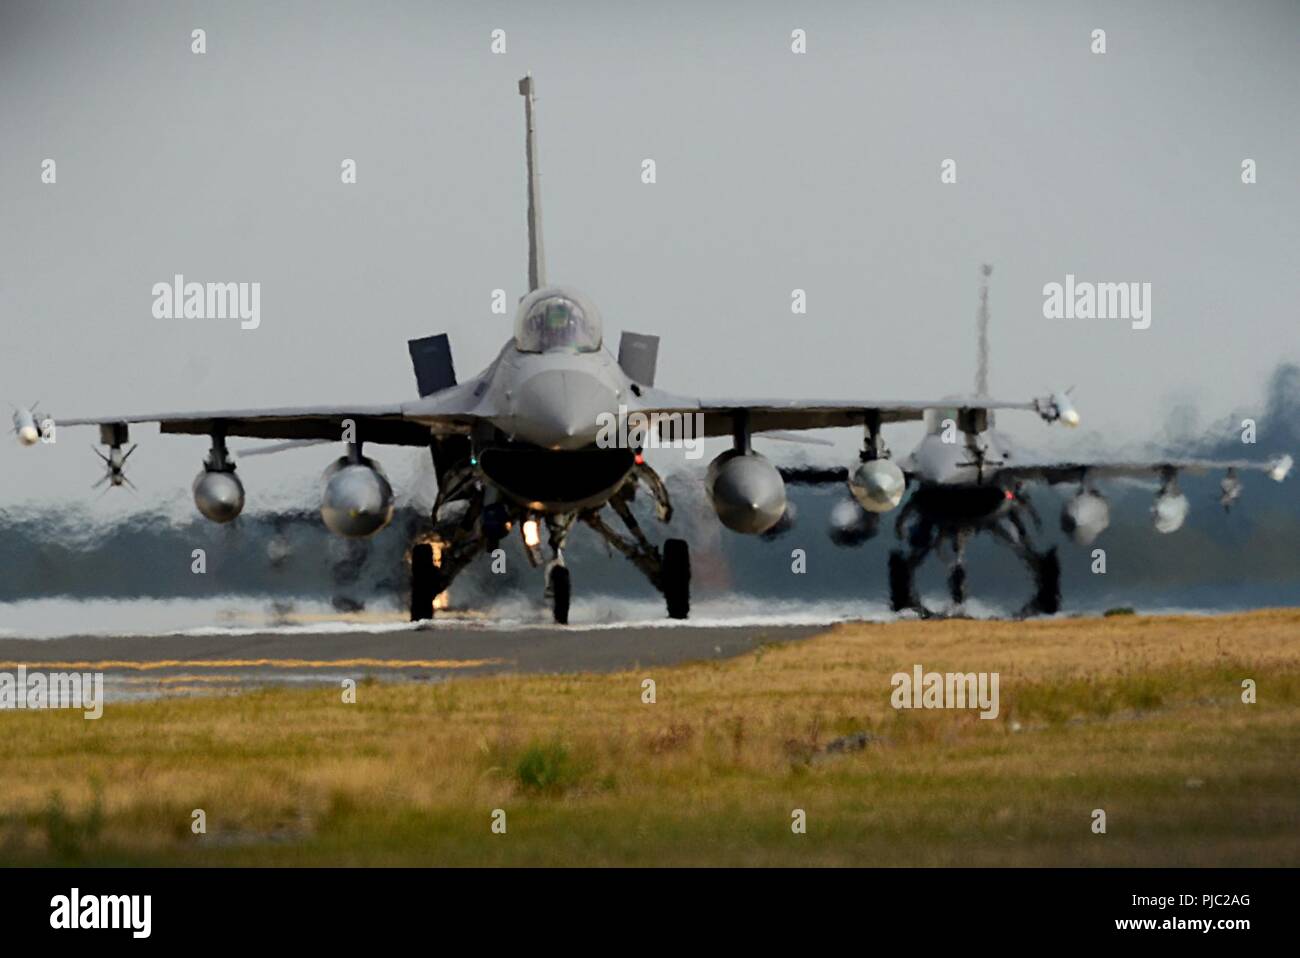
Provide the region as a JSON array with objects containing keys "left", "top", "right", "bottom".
[{"left": 0, "top": 621, "right": 828, "bottom": 700}]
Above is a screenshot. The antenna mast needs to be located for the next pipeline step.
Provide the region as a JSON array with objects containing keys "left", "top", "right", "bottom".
[{"left": 975, "top": 264, "right": 992, "bottom": 397}]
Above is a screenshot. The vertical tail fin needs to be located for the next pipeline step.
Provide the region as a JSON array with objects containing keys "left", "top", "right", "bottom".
[
  {"left": 975, "top": 263, "right": 992, "bottom": 397},
  {"left": 519, "top": 75, "right": 546, "bottom": 292}
]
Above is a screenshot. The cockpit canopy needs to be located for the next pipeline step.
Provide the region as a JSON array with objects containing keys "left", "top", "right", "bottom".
[{"left": 514, "top": 288, "right": 602, "bottom": 354}]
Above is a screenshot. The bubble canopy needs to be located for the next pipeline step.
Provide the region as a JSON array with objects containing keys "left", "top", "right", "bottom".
[{"left": 514, "top": 289, "right": 602, "bottom": 353}]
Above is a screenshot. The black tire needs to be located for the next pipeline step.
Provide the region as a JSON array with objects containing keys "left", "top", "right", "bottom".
[
  {"left": 662, "top": 538, "right": 691, "bottom": 619},
  {"left": 550, "top": 565, "right": 571, "bottom": 625},
  {"left": 409, "top": 542, "right": 436, "bottom": 622},
  {"left": 888, "top": 551, "right": 913, "bottom": 612},
  {"left": 1033, "top": 548, "right": 1061, "bottom": 615}
]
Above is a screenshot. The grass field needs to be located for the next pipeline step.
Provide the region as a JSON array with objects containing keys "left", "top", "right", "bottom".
[{"left": 1, "top": 610, "right": 1297, "bottom": 866}]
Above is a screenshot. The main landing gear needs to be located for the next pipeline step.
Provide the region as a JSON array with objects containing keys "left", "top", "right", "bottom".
[
  {"left": 406, "top": 459, "right": 691, "bottom": 624},
  {"left": 889, "top": 513, "right": 1061, "bottom": 618},
  {"left": 579, "top": 468, "right": 691, "bottom": 622}
]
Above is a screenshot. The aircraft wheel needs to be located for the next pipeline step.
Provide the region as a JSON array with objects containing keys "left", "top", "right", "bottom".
[
  {"left": 662, "top": 538, "right": 691, "bottom": 619},
  {"left": 549, "top": 565, "right": 571, "bottom": 625},
  {"left": 888, "top": 551, "right": 913, "bottom": 612},
  {"left": 409, "top": 542, "right": 438, "bottom": 622},
  {"left": 1032, "top": 548, "right": 1061, "bottom": 615}
]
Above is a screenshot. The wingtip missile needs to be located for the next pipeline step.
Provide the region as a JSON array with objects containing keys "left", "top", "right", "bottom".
[
  {"left": 1055, "top": 390, "right": 1080, "bottom": 427},
  {"left": 1035, "top": 391, "right": 1080, "bottom": 427},
  {"left": 13, "top": 407, "right": 42, "bottom": 445}
]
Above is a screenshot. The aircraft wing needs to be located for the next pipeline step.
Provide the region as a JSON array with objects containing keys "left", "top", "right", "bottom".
[
  {"left": 35, "top": 377, "right": 499, "bottom": 446},
  {"left": 994, "top": 454, "right": 1294, "bottom": 486},
  {"left": 33, "top": 381, "right": 1077, "bottom": 448},
  {"left": 630, "top": 388, "right": 1077, "bottom": 436},
  {"left": 47, "top": 403, "right": 437, "bottom": 446}
]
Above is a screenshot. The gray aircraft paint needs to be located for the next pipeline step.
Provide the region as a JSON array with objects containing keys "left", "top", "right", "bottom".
[{"left": 6, "top": 3, "right": 1298, "bottom": 513}]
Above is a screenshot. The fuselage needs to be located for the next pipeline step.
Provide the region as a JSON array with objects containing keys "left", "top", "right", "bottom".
[
  {"left": 901, "top": 418, "right": 1021, "bottom": 527},
  {"left": 488, "top": 348, "right": 627, "bottom": 451},
  {"left": 463, "top": 285, "right": 640, "bottom": 512}
]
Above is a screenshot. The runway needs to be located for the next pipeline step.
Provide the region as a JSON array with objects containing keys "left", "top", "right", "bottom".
[{"left": 0, "top": 621, "right": 828, "bottom": 700}]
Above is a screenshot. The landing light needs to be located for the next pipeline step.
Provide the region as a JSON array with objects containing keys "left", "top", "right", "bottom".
[
  {"left": 522, "top": 518, "right": 541, "bottom": 547},
  {"left": 431, "top": 540, "right": 449, "bottom": 611}
]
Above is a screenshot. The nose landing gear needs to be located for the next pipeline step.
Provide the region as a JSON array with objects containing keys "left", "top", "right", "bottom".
[
  {"left": 541, "top": 514, "right": 576, "bottom": 624},
  {"left": 545, "top": 562, "right": 571, "bottom": 624}
]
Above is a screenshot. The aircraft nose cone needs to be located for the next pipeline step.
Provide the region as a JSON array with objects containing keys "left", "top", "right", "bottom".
[{"left": 512, "top": 369, "right": 616, "bottom": 450}]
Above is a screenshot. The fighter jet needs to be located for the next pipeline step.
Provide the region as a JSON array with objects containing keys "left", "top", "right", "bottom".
[
  {"left": 799, "top": 266, "right": 1293, "bottom": 617},
  {"left": 13, "top": 79, "right": 1074, "bottom": 623}
]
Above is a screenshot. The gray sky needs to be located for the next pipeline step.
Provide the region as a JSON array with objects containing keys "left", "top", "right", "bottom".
[{"left": 2, "top": 0, "right": 1297, "bottom": 507}]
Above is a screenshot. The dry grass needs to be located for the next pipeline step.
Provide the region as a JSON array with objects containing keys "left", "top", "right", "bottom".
[{"left": 0, "top": 609, "right": 1297, "bottom": 865}]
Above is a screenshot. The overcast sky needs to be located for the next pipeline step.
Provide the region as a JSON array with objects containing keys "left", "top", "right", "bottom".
[{"left": 2, "top": 0, "right": 1296, "bottom": 508}]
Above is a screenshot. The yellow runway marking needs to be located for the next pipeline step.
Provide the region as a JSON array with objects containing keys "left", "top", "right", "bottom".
[
  {"left": 116, "top": 675, "right": 247, "bottom": 684},
  {"left": 0, "top": 658, "right": 507, "bottom": 671}
]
